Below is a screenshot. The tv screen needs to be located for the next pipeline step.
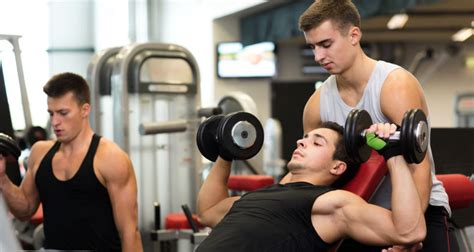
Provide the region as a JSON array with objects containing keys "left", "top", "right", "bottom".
[{"left": 217, "top": 41, "right": 276, "bottom": 78}]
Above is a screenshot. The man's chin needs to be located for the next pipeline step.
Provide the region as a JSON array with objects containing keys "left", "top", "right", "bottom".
[{"left": 287, "top": 162, "right": 300, "bottom": 172}]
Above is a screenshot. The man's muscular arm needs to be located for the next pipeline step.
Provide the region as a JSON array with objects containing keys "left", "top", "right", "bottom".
[
  {"left": 303, "top": 89, "right": 323, "bottom": 134},
  {"left": 98, "top": 140, "right": 143, "bottom": 252},
  {"left": 197, "top": 158, "right": 240, "bottom": 227},
  {"left": 380, "top": 69, "right": 432, "bottom": 211},
  {"left": 0, "top": 142, "right": 46, "bottom": 220}
]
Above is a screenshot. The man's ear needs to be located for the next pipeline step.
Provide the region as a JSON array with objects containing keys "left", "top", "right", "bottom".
[
  {"left": 349, "top": 26, "right": 361, "bottom": 45},
  {"left": 81, "top": 103, "right": 90, "bottom": 118},
  {"left": 330, "top": 162, "right": 347, "bottom": 176}
]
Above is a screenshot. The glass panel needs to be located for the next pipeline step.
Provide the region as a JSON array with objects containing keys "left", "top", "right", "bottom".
[{"left": 140, "top": 57, "right": 193, "bottom": 84}]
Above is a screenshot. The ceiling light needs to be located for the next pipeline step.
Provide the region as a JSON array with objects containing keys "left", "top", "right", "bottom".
[
  {"left": 466, "top": 56, "right": 474, "bottom": 69},
  {"left": 387, "top": 14, "right": 409, "bottom": 30},
  {"left": 452, "top": 28, "right": 474, "bottom": 42}
]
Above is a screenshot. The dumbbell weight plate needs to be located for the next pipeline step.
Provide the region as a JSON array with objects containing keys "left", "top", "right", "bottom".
[
  {"left": 0, "top": 133, "right": 21, "bottom": 159},
  {"left": 217, "top": 112, "right": 264, "bottom": 160},
  {"left": 344, "top": 109, "right": 373, "bottom": 164},
  {"left": 196, "top": 115, "right": 224, "bottom": 162},
  {"left": 401, "top": 109, "right": 428, "bottom": 164}
]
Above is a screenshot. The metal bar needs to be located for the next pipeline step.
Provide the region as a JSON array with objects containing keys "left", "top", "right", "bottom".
[
  {"left": 4, "top": 35, "right": 32, "bottom": 129},
  {"left": 139, "top": 119, "right": 188, "bottom": 135}
]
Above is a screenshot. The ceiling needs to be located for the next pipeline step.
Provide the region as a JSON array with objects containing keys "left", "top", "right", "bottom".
[
  {"left": 263, "top": 0, "right": 474, "bottom": 44},
  {"left": 360, "top": 0, "right": 474, "bottom": 43}
]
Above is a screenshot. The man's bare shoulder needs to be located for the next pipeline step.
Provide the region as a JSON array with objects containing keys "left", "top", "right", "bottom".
[
  {"left": 95, "top": 137, "right": 129, "bottom": 163},
  {"left": 28, "top": 140, "right": 56, "bottom": 169},
  {"left": 385, "top": 67, "right": 420, "bottom": 88},
  {"left": 314, "top": 189, "right": 365, "bottom": 213},
  {"left": 95, "top": 137, "right": 132, "bottom": 181}
]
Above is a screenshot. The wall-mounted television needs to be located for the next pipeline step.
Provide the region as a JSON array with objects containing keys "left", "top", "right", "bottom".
[{"left": 217, "top": 41, "right": 276, "bottom": 78}]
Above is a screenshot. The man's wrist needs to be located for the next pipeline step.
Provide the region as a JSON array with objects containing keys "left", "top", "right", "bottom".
[
  {"left": 386, "top": 155, "right": 406, "bottom": 168},
  {"left": 0, "top": 174, "right": 9, "bottom": 190}
]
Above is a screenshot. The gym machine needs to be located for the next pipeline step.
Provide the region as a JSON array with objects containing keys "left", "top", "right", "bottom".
[
  {"left": 87, "top": 46, "right": 121, "bottom": 139},
  {"left": 0, "top": 34, "right": 32, "bottom": 130},
  {"left": 455, "top": 93, "right": 474, "bottom": 127}
]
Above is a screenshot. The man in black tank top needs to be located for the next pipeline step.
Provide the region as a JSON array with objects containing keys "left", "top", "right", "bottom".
[
  {"left": 0, "top": 73, "right": 143, "bottom": 251},
  {"left": 196, "top": 122, "right": 426, "bottom": 252}
]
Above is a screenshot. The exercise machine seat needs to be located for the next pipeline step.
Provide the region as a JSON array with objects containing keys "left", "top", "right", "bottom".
[
  {"left": 342, "top": 151, "right": 387, "bottom": 201},
  {"left": 165, "top": 213, "right": 202, "bottom": 230},
  {"left": 436, "top": 174, "right": 474, "bottom": 210},
  {"left": 228, "top": 175, "right": 274, "bottom": 191}
]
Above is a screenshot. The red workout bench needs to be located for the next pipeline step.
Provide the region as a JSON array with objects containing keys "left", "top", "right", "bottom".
[
  {"left": 341, "top": 151, "right": 474, "bottom": 214},
  {"left": 165, "top": 174, "right": 275, "bottom": 230},
  {"left": 436, "top": 174, "right": 474, "bottom": 210}
]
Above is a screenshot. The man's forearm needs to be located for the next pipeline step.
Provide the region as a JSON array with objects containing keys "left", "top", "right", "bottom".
[
  {"left": 410, "top": 157, "right": 432, "bottom": 212},
  {"left": 388, "top": 156, "right": 426, "bottom": 241},
  {"left": 197, "top": 158, "right": 232, "bottom": 215},
  {"left": 121, "top": 229, "right": 143, "bottom": 252},
  {"left": 0, "top": 176, "right": 32, "bottom": 219}
]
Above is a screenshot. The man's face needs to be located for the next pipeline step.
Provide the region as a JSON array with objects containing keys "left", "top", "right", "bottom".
[
  {"left": 287, "top": 127, "right": 340, "bottom": 173},
  {"left": 304, "top": 20, "right": 356, "bottom": 74},
  {"left": 47, "top": 92, "right": 89, "bottom": 142}
]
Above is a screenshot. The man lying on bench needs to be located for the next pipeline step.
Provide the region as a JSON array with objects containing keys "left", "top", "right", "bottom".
[{"left": 196, "top": 122, "right": 426, "bottom": 252}]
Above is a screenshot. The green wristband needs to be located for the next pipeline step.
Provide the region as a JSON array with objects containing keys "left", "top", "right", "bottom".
[{"left": 365, "top": 132, "right": 387, "bottom": 150}]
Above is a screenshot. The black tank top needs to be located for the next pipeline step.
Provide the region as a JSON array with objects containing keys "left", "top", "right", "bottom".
[
  {"left": 197, "top": 182, "right": 333, "bottom": 252},
  {"left": 35, "top": 134, "right": 121, "bottom": 251}
]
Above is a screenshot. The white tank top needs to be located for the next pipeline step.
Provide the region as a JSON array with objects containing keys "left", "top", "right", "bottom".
[{"left": 319, "top": 60, "right": 451, "bottom": 215}]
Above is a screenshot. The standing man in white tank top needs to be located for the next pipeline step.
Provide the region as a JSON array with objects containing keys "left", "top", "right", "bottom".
[{"left": 292, "top": 1, "right": 457, "bottom": 251}]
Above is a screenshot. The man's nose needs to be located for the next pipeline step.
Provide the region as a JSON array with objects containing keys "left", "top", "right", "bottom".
[
  {"left": 296, "top": 138, "right": 305, "bottom": 148},
  {"left": 51, "top": 114, "right": 60, "bottom": 126},
  {"left": 314, "top": 48, "right": 325, "bottom": 63}
]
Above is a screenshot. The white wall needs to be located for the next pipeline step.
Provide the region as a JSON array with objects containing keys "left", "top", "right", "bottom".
[
  {"left": 94, "top": 0, "right": 130, "bottom": 50},
  {"left": 155, "top": 0, "right": 265, "bottom": 108},
  {"left": 48, "top": 0, "right": 94, "bottom": 77},
  {"left": 402, "top": 43, "right": 474, "bottom": 127},
  {"left": 0, "top": 0, "right": 50, "bottom": 129}
]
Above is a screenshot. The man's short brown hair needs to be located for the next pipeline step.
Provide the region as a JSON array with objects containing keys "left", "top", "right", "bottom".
[
  {"left": 43, "top": 72, "right": 90, "bottom": 105},
  {"left": 298, "top": 0, "right": 361, "bottom": 35},
  {"left": 319, "top": 121, "right": 360, "bottom": 188}
]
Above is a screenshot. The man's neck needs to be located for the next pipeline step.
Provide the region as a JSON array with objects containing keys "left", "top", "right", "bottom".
[
  {"left": 288, "top": 172, "right": 332, "bottom": 186},
  {"left": 59, "top": 126, "right": 94, "bottom": 156},
  {"left": 337, "top": 53, "right": 377, "bottom": 92}
]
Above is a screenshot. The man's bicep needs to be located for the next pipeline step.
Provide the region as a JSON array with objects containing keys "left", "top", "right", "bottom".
[
  {"left": 380, "top": 70, "right": 428, "bottom": 125},
  {"left": 341, "top": 199, "right": 399, "bottom": 245},
  {"left": 19, "top": 166, "right": 40, "bottom": 213},
  {"left": 20, "top": 144, "right": 45, "bottom": 214},
  {"left": 105, "top": 155, "right": 139, "bottom": 234},
  {"left": 199, "top": 196, "right": 239, "bottom": 228}
]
